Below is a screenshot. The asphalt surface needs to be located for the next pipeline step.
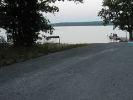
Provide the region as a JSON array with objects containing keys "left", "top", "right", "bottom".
[{"left": 0, "top": 43, "right": 133, "bottom": 100}]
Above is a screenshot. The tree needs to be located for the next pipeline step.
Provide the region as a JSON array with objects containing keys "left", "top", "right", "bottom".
[
  {"left": 0, "top": 0, "right": 83, "bottom": 47},
  {"left": 98, "top": 0, "right": 133, "bottom": 40}
]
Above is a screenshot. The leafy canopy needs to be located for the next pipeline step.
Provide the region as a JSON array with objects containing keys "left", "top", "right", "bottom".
[
  {"left": 0, "top": 0, "right": 83, "bottom": 46},
  {"left": 98, "top": 0, "right": 133, "bottom": 40}
]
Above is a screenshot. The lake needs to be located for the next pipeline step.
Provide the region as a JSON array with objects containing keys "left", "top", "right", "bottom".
[
  {"left": 0, "top": 26, "right": 128, "bottom": 44},
  {"left": 45, "top": 26, "right": 128, "bottom": 44}
]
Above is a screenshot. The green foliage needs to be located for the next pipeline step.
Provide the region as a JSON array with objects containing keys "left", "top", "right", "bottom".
[
  {"left": 0, "top": 0, "right": 83, "bottom": 46},
  {"left": 0, "top": 43, "right": 87, "bottom": 66},
  {"left": 98, "top": 0, "right": 133, "bottom": 40}
]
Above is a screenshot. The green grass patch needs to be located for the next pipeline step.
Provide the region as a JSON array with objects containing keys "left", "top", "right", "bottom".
[{"left": 0, "top": 43, "right": 88, "bottom": 66}]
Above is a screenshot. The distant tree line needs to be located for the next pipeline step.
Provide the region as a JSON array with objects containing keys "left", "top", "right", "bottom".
[
  {"left": 52, "top": 21, "right": 113, "bottom": 27},
  {"left": 0, "top": 0, "right": 83, "bottom": 47}
]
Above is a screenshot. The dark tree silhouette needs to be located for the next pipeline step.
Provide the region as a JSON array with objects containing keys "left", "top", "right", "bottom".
[
  {"left": 98, "top": 0, "right": 133, "bottom": 41},
  {"left": 0, "top": 0, "right": 83, "bottom": 46}
]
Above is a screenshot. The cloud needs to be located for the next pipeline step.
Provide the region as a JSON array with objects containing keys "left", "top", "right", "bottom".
[{"left": 46, "top": 0, "right": 103, "bottom": 23}]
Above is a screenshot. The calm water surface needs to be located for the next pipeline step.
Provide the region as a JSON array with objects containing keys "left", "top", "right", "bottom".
[
  {"left": 52, "top": 26, "right": 128, "bottom": 44},
  {"left": 0, "top": 26, "right": 128, "bottom": 44}
]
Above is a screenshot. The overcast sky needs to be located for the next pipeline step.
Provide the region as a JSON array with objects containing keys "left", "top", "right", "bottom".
[{"left": 45, "top": 0, "right": 103, "bottom": 23}]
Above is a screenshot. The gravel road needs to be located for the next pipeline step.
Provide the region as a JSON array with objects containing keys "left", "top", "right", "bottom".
[{"left": 0, "top": 43, "right": 133, "bottom": 100}]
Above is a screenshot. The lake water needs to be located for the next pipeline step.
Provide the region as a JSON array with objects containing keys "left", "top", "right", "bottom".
[
  {"left": 44, "top": 26, "right": 128, "bottom": 44},
  {"left": 0, "top": 26, "right": 129, "bottom": 44}
]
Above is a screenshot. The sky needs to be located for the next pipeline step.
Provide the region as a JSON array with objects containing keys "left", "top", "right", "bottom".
[{"left": 45, "top": 0, "right": 103, "bottom": 23}]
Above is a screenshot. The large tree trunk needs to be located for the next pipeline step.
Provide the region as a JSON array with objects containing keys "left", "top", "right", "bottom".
[{"left": 129, "top": 31, "right": 133, "bottom": 41}]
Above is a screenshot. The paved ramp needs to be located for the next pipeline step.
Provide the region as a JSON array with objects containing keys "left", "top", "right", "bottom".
[{"left": 0, "top": 43, "right": 133, "bottom": 100}]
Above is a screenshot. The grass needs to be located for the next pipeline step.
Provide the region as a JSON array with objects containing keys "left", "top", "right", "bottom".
[{"left": 0, "top": 43, "right": 88, "bottom": 66}]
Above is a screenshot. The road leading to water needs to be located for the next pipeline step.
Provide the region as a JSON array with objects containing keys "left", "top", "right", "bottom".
[{"left": 0, "top": 43, "right": 133, "bottom": 100}]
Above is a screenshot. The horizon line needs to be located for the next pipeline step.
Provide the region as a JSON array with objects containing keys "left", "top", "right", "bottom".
[{"left": 51, "top": 20, "right": 103, "bottom": 24}]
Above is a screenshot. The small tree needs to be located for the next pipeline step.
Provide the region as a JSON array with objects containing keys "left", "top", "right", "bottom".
[
  {"left": 0, "top": 0, "right": 83, "bottom": 47},
  {"left": 98, "top": 0, "right": 133, "bottom": 40}
]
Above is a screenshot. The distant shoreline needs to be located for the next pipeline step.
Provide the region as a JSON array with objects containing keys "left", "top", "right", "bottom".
[{"left": 51, "top": 21, "right": 113, "bottom": 27}]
